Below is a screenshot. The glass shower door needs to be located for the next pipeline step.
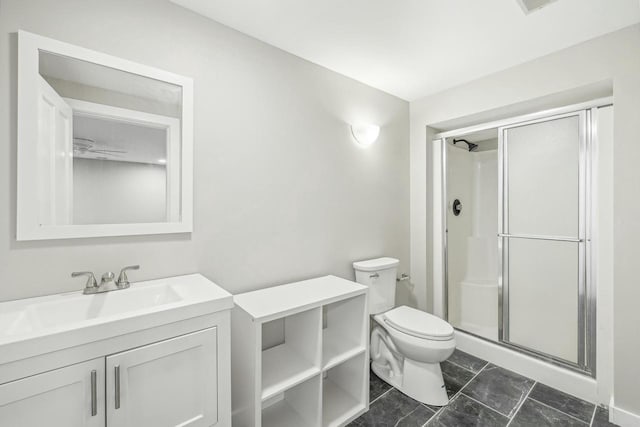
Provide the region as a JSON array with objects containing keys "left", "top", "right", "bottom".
[{"left": 499, "top": 111, "right": 588, "bottom": 369}]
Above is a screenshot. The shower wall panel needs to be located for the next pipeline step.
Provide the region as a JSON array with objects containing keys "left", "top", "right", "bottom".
[
  {"left": 447, "top": 144, "right": 499, "bottom": 340},
  {"left": 446, "top": 146, "right": 473, "bottom": 327}
]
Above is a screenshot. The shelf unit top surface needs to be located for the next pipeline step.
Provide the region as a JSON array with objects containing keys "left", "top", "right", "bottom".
[{"left": 233, "top": 275, "right": 367, "bottom": 321}]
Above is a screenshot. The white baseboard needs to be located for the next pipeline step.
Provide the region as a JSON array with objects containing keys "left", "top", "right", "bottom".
[{"left": 610, "top": 397, "right": 640, "bottom": 427}]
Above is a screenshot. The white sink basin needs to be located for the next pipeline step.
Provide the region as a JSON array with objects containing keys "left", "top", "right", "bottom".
[
  {"left": 2, "top": 282, "right": 181, "bottom": 338},
  {"left": 0, "top": 274, "right": 233, "bottom": 365}
]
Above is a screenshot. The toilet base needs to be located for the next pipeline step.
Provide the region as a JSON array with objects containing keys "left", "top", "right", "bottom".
[
  {"left": 372, "top": 358, "right": 449, "bottom": 407},
  {"left": 402, "top": 359, "right": 449, "bottom": 406},
  {"left": 371, "top": 360, "right": 402, "bottom": 390}
]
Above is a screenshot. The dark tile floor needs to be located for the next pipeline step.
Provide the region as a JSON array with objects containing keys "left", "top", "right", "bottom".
[{"left": 349, "top": 350, "right": 619, "bottom": 427}]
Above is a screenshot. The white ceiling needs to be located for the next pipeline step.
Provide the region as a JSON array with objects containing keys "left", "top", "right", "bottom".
[{"left": 171, "top": 0, "right": 640, "bottom": 100}]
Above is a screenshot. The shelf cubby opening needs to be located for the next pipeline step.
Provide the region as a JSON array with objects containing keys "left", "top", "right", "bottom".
[
  {"left": 262, "top": 374, "right": 321, "bottom": 427},
  {"left": 322, "top": 295, "right": 367, "bottom": 369},
  {"left": 322, "top": 352, "right": 367, "bottom": 427},
  {"left": 261, "top": 307, "right": 321, "bottom": 400}
]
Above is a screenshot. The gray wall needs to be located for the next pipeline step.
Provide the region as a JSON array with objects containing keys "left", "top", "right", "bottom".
[
  {"left": 0, "top": 0, "right": 410, "bottom": 304},
  {"left": 410, "top": 24, "right": 640, "bottom": 419}
]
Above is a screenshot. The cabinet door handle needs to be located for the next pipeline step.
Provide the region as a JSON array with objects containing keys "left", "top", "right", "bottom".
[
  {"left": 90, "top": 370, "right": 97, "bottom": 416},
  {"left": 114, "top": 365, "right": 121, "bottom": 409}
]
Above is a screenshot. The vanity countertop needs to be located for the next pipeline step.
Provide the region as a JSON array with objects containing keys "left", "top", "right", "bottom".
[{"left": 0, "top": 273, "right": 233, "bottom": 365}]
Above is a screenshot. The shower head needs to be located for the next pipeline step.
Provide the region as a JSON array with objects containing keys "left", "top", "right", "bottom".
[{"left": 453, "top": 138, "right": 478, "bottom": 152}]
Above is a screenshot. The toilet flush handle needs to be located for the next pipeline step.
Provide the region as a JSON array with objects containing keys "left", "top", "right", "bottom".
[{"left": 369, "top": 272, "right": 380, "bottom": 279}]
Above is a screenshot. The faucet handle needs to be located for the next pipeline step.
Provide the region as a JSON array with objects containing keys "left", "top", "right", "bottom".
[
  {"left": 71, "top": 271, "right": 98, "bottom": 290},
  {"left": 116, "top": 265, "right": 140, "bottom": 288}
]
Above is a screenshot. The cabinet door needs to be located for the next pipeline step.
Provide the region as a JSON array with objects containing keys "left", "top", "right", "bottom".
[
  {"left": 0, "top": 358, "right": 105, "bottom": 427},
  {"left": 106, "top": 327, "right": 218, "bottom": 427}
]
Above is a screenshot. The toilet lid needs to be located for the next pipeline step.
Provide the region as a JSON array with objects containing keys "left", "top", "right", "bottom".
[{"left": 384, "top": 306, "right": 454, "bottom": 341}]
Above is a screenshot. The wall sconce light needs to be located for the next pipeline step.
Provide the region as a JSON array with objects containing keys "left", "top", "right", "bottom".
[{"left": 351, "top": 123, "right": 380, "bottom": 146}]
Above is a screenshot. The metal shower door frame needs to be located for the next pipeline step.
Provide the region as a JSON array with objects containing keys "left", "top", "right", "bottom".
[
  {"left": 497, "top": 109, "right": 592, "bottom": 374},
  {"left": 435, "top": 97, "right": 610, "bottom": 377}
]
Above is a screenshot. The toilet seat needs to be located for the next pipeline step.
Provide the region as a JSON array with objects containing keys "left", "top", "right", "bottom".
[{"left": 383, "top": 306, "right": 454, "bottom": 341}]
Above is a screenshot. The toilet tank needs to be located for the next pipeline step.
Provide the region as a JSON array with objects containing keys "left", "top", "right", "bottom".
[{"left": 353, "top": 257, "right": 399, "bottom": 314}]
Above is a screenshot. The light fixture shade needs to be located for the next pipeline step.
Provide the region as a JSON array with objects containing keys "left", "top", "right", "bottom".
[{"left": 351, "top": 123, "right": 380, "bottom": 146}]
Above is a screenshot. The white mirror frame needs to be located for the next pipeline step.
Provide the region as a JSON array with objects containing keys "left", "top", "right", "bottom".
[{"left": 17, "top": 30, "right": 194, "bottom": 240}]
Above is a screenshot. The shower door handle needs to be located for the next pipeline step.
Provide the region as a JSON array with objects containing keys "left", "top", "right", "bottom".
[{"left": 498, "top": 233, "right": 582, "bottom": 243}]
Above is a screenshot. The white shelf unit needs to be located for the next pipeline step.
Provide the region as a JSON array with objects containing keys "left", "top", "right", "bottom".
[
  {"left": 323, "top": 353, "right": 368, "bottom": 427},
  {"left": 231, "top": 275, "right": 369, "bottom": 427},
  {"left": 262, "top": 374, "right": 321, "bottom": 427},
  {"left": 261, "top": 308, "right": 322, "bottom": 400},
  {"left": 323, "top": 296, "right": 367, "bottom": 370}
]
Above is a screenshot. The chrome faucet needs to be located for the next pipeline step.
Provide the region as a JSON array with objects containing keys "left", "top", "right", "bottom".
[
  {"left": 116, "top": 265, "right": 140, "bottom": 289},
  {"left": 72, "top": 265, "right": 140, "bottom": 294},
  {"left": 100, "top": 271, "right": 117, "bottom": 289},
  {"left": 71, "top": 271, "right": 98, "bottom": 294}
]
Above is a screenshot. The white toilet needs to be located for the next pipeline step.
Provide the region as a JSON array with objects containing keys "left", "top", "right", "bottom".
[{"left": 353, "top": 257, "right": 456, "bottom": 406}]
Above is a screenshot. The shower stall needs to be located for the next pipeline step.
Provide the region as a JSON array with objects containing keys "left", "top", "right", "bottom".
[{"left": 434, "top": 98, "right": 613, "bottom": 376}]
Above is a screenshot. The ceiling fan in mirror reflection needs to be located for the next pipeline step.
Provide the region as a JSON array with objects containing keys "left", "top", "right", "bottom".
[{"left": 72, "top": 137, "right": 127, "bottom": 160}]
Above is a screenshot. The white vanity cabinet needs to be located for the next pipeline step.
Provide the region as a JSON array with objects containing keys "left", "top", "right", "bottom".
[
  {"left": 0, "top": 358, "right": 105, "bottom": 427},
  {"left": 0, "top": 327, "right": 222, "bottom": 427},
  {"left": 0, "top": 274, "right": 233, "bottom": 427},
  {"left": 106, "top": 327, "right": 218, "bottom": 427}
]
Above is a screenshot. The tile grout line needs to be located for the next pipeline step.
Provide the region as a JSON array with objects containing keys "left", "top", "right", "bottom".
[
  {"left": 417, "top": 404, "right": 438, "bottom": 427},
  {"left": 460, "top": 392, "right": 513, "bottom": 420},
  {"left": 423, "top": 361, "right": 491, "bottom": 426},
  {"left": 589, "top": 405, "right": 597, "bottom": 427},
  {"left": 369, "top": 385, "right": 394, "bottom": 405},
  {"left": 394, "top": 403, "right": 435, "bottom": 427},
  {"left": 455, "top": 361, "right": 490, "bottom": 397},
  {"left": 505, "top": 380, "right": 537, "bottom": 427},
  {"left": 527, "top": 396, "right": 591, "bottom": 425}
]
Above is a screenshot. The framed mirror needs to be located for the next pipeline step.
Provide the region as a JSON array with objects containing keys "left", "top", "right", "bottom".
[{"left": 17, "top": 31, "right": 193, "bottom": 240}]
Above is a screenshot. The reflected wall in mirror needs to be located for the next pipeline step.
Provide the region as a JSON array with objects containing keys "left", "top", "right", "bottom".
[{"left": 17, "top": 31, "right": 193, "bottom": 240}]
